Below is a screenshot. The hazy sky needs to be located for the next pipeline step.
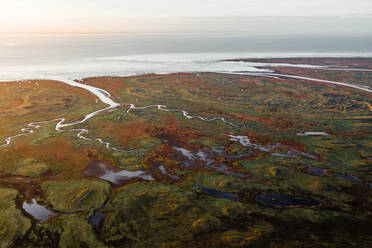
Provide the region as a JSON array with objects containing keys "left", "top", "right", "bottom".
[
  {"left": 1, "top": 0, "right": 372, "bottom": 18},
  {"left": 0, "top": 0, "right": 372, "bottom": 33}
]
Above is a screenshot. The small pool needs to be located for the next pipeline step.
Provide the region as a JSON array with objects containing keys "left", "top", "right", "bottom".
[
  {"left": 255, "top": 191, "right": 320, "bottom": 208},
  {"left": 23, "top": 199, "right": 55, "bottom": 223}
]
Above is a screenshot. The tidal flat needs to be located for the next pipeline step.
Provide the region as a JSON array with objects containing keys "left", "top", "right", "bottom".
[{"left": 0, "top": 58, "right": 371, "bottom": 247}]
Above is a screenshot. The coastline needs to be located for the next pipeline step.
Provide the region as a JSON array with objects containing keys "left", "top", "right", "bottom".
[
  {"left": 1, "top": 55, "right": 372, "bottom": 82},
  {"left": 0, "top": 57, "right": 371, "bottom": 93}
]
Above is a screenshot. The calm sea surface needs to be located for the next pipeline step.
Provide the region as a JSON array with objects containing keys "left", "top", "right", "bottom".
[{"left": 0, "top": 33, "right": 371, "bottom": 80}]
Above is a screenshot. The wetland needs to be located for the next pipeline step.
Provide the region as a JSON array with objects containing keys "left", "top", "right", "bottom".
[{"left": 0, "top": 58, "right": 371, "bottom": 247}]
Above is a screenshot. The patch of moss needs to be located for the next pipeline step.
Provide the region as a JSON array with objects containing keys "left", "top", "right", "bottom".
[
  {"left": 27, "top": 214, "right": 106, "bottom": 248},
  {"left": 103, "top": 183, "right": 200, "bottom": 246},
  {"left": 128, "top": 137, "right": 162, "bottom": 151},
  {"left": 12, "top": 163, "right": 50, "bottom": 177},
  {"left": 104, "top": 182, "right": 244, "bottom": 247},
  {"left": 58, "top": 215, "right": 106, "bottom": 248},
  {"left": 191, "top": 216, "right": 221, "bottom": 233},
  {"left": 184, "top": 173, "right": 268, "bottom": 193},
  {"left": 0, "top": 188, "right": 31, "bottom": 248},
  {"left": 219, "top": 224, "right": 273, "bottom": 248},
  {"left": 188, "top": 137, "right": 223, "bottom": 147},
  {"left": 119, "top": 157, "right": 144, "bottom": 171},
  {"left": 41, "top": 180, "right": 110, "bottom": 213}
]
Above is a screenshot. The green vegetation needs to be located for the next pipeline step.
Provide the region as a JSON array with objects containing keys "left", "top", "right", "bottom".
[
  {"left": 11, "top": 162, "right": 49, "bottom": 177},
  {"left": 0, "top": 59, "right": 371, "bottom": 247},
  {"left": 41, "top": 180, "right": 110, "bottom": 213},
  {"left": 0, "top": 188, "right": 31, "bottom": 248}
]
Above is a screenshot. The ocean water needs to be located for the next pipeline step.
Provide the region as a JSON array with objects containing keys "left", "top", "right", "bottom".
[{"left": 0, "top": 33, "right": 372, "bottom": 81}]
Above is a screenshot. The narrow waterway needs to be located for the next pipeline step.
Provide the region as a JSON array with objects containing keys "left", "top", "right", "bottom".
[{"left": 1, "top": 62, "right": 371, "bottom": 150}]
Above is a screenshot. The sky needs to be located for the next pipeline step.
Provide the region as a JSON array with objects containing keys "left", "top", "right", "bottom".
[{"left": 0, "top": 0, "right": 372, "bottom": 33}]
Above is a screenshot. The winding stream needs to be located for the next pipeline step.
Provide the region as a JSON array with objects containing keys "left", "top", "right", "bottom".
[
  {"left": 268, "top": 73, "right": 372, "bottom": 93},
  {"left": 0, "top": 78, "right": 236, "bottom": 149},
  {"left": 1, "top": 62, "right": 371, "bottom": 151}
]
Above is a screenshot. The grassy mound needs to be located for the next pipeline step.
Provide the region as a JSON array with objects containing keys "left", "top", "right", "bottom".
[
  {"left": 0, "top": 188, "right": 31, "bottom": 248},
  {"left": 103, "top": 182, "right": 270, "bottom": 247},
  {"left": 12, "top": 163, "right": 49, "bottom": 177},
  {"left": 41, "top": 180, "right": 110, "bottom": 213}
]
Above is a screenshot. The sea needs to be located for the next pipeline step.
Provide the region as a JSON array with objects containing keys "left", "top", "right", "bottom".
[{"left": 1, "top": 33, "right": 372, "bottom": 81}]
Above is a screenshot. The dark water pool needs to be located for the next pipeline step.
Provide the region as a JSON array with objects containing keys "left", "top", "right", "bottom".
[
  {"left": 194, "top": 185, "right": 239, "bottom": 201},
  {"left": 333, "top": 173, "right": 361, "bottom": 182},
  {"left": 255, "top": 191, "right": 320, "bottom": 208},
  {"left": 88, "top": 211, "right": 107, "bottom": 231}
]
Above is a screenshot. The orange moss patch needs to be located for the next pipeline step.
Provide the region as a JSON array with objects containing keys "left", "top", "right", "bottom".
[
  {"left": 0, "top": 137, "right": 98, "bottom": 177},
  {"left": 0, "top": 79, "right": 103, "bottom": 140},
  {"left": 37, "top": 80, "right": 98, "bottom": 102},
  {"left": 0, "top": 80, "right": 98, "bottom": 103},
  {"left": 83, "top": 77, "right": 128, "bottom": 96},
  {"left": 95, "top": 119, "right": 151, "bottom": 147},
  {"left": 228, "top": 112, "right": 298, "bottom": 130},
  {"left": 280, "top": 90, "right": 309, "bottom": 99}
]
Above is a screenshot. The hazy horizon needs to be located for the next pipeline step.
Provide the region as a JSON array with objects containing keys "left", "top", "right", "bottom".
[
  {"left": 1, "top": 0, "right": 372, "bottom": 80},
  {"left": 0, "top": 16, "right": 372, "bottom": 35},
  {"left": 1, "top": 0, "right": 372, "bottom": 34}
]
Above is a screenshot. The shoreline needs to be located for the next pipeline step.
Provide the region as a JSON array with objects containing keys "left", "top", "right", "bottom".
[
  {"left": 1, "top": 56, "right": 372, "bottom": 82},
  {"left": 2, "top": 70, "right": 370, "bottom": 96}
]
